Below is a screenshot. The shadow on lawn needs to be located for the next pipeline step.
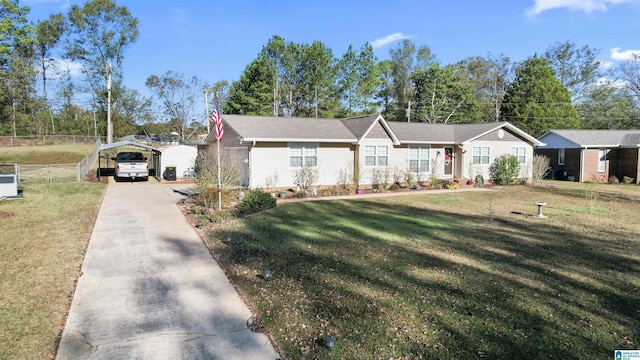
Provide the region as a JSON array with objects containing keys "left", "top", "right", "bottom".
[{"left": 211, "top": 196, "right": 639, "bottom": 359}]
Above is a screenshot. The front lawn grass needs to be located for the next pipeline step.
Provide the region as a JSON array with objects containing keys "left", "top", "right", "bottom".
[
  {"left": 206, "top": 183, "right": 639, "bottom": 359},
  {"left": 0, "top": 183, "right": 105, "bottom": 359}
]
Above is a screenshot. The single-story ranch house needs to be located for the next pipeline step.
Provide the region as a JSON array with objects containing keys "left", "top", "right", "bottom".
[
  {"left": 535, "top": 129, "right": 640, "bottom": 184},
  {"left": 203, "top": 114, "right": 544, "bottom": 189}
]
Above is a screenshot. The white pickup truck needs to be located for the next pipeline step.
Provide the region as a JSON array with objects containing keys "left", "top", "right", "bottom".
[{"left": 111, "top": 152, "right": 149, "bottom": 182}]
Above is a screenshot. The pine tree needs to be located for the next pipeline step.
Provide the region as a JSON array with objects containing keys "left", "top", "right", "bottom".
[{"left": 501, "top": 56, "right": 580, "bottom": 136}]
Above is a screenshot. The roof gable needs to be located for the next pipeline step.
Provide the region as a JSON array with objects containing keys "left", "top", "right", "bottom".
[{"left": 340, "top": 114, "right": 400, "bottom": 145}]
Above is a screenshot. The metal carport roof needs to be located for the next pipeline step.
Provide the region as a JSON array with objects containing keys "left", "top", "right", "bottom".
[{"left": 99, "top": 140, "right": 158, "bottom": 152}]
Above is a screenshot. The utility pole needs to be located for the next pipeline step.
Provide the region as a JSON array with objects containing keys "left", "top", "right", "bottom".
[
  {"left": 204, "top": 88, "right": 210, "bottom": 134},
  {"left": 106, "top": 63, "right": 113, "bottom": 144}
]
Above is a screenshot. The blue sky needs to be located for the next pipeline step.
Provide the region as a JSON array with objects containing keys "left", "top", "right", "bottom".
[{"left": 23, "top": 0, "right": 640, "bottom": 103}]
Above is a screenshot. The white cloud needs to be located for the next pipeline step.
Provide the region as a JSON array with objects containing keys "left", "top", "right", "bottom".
[
  {"left": 593, "top": 76, "right": 627, "bottom": 89},
  {"left": 39, "top": 59, "right": 84, "bottom": 79},
  {"left": 526, "top": 0, "right": 636, "bottom": 17},
  {"left": 610, "top": 47, "right": 640, "bottom": 60},
  {"left": 371, "top": 32, "right": 412, "bottom": 49},
  {"left": 599, "top": 60, "right": 613, "bottom": 69}
]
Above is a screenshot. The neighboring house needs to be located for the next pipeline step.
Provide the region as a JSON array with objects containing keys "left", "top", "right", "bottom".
[
  {"left": 203, "top": 114, "right": 544, "bottom": 189},
  {"left": 536, "top": 130, "right": 640, "bottom": 184}
]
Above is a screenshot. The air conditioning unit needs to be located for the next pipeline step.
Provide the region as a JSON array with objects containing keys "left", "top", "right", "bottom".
[{"left": 0, "top": 174, "right": 18, "bottom": 198}]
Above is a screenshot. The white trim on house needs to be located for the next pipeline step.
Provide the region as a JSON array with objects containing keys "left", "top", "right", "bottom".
[
  {"left": 463, "top": 123, "right": 544, "bottom": 147},
  {"left": 358, "top": 114, "right": 401, "bottom": 146}
]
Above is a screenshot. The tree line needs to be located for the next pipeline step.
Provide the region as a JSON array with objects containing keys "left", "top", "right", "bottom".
[
  {"left": 1, "top": 0, "right": 639, "bottom": 140},
  {"left": 225, "top": 36, "right": 640, "bottom": 136}
]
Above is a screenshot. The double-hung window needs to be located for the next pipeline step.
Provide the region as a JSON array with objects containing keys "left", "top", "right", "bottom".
[
  {"left": 409, "top": 146, "right": 429, "bottom": 173},
  {"left": 511, "top": 146, "right": 527, "bottom": 164},
  {"left": 364, "top": 145, "right": 389, "bottom": 166},
  {"left": 558, "top": 148, "right": 565, "bottom": 165},
  {"left": 597, "top": 149, "right": 606, "bottom": 172},
  {"left": 472, "top": 146, "right": 490, "bottom": 165},
  {"left": 289, "top": 144, "right": 317, "bottom": 167}
]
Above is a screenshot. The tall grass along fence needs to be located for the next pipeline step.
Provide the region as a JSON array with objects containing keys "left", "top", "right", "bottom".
[{"left": 0, "top": 139, "right": 101, "bottom": 183}]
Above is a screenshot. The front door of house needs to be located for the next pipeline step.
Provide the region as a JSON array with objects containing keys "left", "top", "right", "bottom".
[{"left": 444, "top": 147, "right": 453, "bottom": 177}]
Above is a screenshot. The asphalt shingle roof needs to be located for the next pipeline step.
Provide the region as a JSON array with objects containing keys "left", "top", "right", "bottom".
[
  {"left": 222, "top": 114, "right": 357, "bottom": 142},
  {"left": 388, "top": 121, "right": 511, "bottom": 143},
  {"left": 547, "top": 129, "right": 640, "bottom": 147},
  {"left": 221, "top": 114, "right": 538, "bottom": 145}
]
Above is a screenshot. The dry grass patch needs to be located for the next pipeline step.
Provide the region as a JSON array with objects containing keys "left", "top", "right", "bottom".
[
  {"left": 204, "top": 182, "right": 639, "bottom": 359},
  {"left": 0, "top": 183, "right": 105, "bottom": 359},
  {"left": 0, "top": 144, "right": 95, "bottom": 164}
]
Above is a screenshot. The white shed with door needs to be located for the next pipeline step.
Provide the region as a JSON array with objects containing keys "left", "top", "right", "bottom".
[{"left": 158, "top": 144, "right": 198, "bottom": 179}]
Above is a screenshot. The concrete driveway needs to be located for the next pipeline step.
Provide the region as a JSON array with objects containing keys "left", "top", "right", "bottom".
[{"left": 56, "top": 180, "right": 279, "bottom": 360}]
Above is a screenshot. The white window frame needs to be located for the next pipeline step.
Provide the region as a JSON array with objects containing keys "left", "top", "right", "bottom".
[
  {"left": 364, "top": 145, "right": 389, "bottom": 167},
  {"left": 289, "top": 144, "right": 318, "bottom": 168},
  {"left": 472, "top": 146, "right": 490, "bottom": 165},
  {"left": 409, "top": 146, "right": 430, "bottom": 173},
  {"left": 597, "top": 149, "right": 606, "bottom": 172},
  {"left": 558, "top": 148, "right": 565, "bottom": 165},
  {"left": 511, "top": 146, "right": 527, "bottom": 164}
]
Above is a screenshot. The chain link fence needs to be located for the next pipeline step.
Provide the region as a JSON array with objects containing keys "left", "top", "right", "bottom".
[
  {"left": 0, "top": 139, "right": 101, "bottom": 183},
  {"left": 0, "top": 135, "right": 101, "bottom": 147}
]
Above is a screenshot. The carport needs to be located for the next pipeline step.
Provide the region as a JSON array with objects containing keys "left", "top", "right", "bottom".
[{"left": 98, "top": 141, "right": 161, "bottom": 181}]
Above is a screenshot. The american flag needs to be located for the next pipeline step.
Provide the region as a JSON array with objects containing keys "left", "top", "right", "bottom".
[{"left": 211, "top": 102, "right": 224, "bottom": 142}]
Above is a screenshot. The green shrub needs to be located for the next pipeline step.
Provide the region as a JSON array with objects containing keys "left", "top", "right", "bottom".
[
  {"left": 489, "top": 154, "right": 520, "bottom": 185},
  {"left": 608, "top": 175, "right": 619, "bottom": 184},
  {"left": 237, "top": 189, "right": 276, "bottom": 215},
  {"left": 623, "top": 176, "right": 634, "bottom": 184},
  {"left": 196, "top": 214, "right": 209, "bottom": 227},
  {"left": 447, "top": 182, "right": 460, "bottom": 190},
  {"left": 474, "top": 174, "right": 484, "bottom": 186}
]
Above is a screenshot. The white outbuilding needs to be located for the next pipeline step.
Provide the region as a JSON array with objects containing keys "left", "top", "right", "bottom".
[{"left": 158, "top": 144, "right": 198, "bottom": 180}]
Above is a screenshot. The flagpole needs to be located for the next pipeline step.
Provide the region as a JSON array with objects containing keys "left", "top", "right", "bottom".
[{"left": 216, "top": 92, "right": 222, "bottom": 212}]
